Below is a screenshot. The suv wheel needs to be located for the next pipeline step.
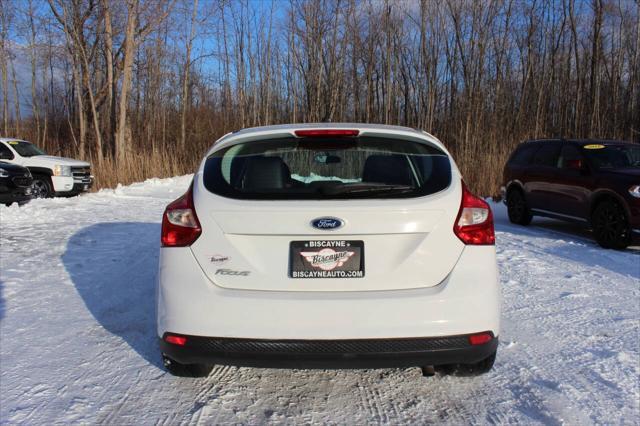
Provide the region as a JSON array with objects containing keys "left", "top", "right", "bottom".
[
  {"left": 162, "top": 354, "right": 213, "bottom": 377},
  {"left": 507, "top": 189, "right": 532, "bottom": 225},
  {"left": 31, "top": 175, "right": 53, "bottom": 198},
  {"left": 592, "top": 200, "right": 630, "bottom": 250}
]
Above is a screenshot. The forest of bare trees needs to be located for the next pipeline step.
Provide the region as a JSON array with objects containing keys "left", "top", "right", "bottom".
[{"left": 1, "top": 0, "right": 638, "bottom": 195}]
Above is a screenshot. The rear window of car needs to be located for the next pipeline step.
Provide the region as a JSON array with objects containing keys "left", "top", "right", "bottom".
[
  {"left": 531, "top": 144, "right": 560, "bottom": 167},
  {"left": 508, "top": 144, "right": 537, "bottom": 166},
  {"left": 202, "top": 136, "right": 452, "bottom": 199}
]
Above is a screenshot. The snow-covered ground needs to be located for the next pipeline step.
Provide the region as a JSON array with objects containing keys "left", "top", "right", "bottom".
[{"left": 1, "top": 176, "right": 638, "bottom": 424}]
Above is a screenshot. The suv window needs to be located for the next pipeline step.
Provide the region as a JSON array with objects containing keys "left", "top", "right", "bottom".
[
  {"left": 508, "top": 144, "right": 537, "bottom": 166},
  {"left": 583, "top": 144, "right": 640, "bottom": 169},
  {"left": 557, "top": 145, "right": 584, "bottom": 168},
  {"left": 532, "top": 144, "right": 560, "bottom": 167},
  {"left": 203, "top": 136, "right": 452, "bottom": 200},
  {"left": 0, "top": 143, "right": 14, "bottom": 160}
]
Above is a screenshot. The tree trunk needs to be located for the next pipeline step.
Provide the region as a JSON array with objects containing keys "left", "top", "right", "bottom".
[
  {"left": 103, "top": 0, "right": 115, "bottom": 157},
  {"left": 116, "top": 0, "right": 138, "bottom": 164},
  {"left": 28, "top": 0, "right": 40, "bottom": 145},
  {"left": 11, "top": 58, "right": 20, "bottom": 135},
  {"left": 1, "top": 33, "right": 8, "bottom": 135},
  {"left": 180, "top": 0, "right": 199, "bottom": 148}
]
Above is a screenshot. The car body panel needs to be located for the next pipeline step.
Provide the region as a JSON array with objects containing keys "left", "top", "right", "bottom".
[
  {"left": 14, "top": 154, "right": 91, "bottom": 168},
  {"left": 552, "top": 169, "right": 593, "bottom": 218},
  {"left": 190, "top": 170, "right": 465, "bottom": 292},
  {"left": 158, "top": 245, "right": 500, "bottom": 340},
  {"left": 522, "top": 142, "right": 562, "bottom": 209},
  {"left": 208, "top": 123, "right": 446, "bottom": 155}
]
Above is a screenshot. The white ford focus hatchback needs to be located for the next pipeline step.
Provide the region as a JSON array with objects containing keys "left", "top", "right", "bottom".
[{"left": 158, "top": 124, "right": 500, "bottom": 377}]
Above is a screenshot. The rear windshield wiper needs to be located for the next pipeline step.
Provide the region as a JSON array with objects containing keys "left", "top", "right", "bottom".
[{"left": 321, "top": 184, "right": 416, "bottom": 196}]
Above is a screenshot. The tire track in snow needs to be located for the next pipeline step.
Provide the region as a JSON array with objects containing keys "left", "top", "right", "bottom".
[{"left": 496, "top": 223, "right": 638, "bottom": 424}]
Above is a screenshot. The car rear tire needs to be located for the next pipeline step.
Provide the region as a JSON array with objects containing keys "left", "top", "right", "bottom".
[
  {"left": 31, "top": 175, "right": 53, "bottom": 198},
  {"left": 465, "top": 350, "right": 497, "bottom": 375},
  {"left": 436, "top": 351, "right": 497, "bottom": 376},
  {"left": 162, "top": 354, "right": 213, "bottom": 377},
  {"left": 507, "top": 189, "right": 532, "bottom": 225},
  {"left": 592, "top": 200, "right": 630, "bottom": 250}
]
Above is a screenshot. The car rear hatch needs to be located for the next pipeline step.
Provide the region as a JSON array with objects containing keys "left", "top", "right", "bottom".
[{"left": 189, "top": 131, "right": 465, "bottom": 292}]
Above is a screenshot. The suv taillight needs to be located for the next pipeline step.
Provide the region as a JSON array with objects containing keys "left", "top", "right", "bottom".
[
  {"left": 453, "top": 181, "right": 495, "bottom": 245},
  {"left": 161, "top": 183, "right": 201, "bottom": 247}
]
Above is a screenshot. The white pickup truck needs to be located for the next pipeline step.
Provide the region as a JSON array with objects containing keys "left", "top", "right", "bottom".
[{"left": 0, "top": 138, "right": 93, "bottom": 198}]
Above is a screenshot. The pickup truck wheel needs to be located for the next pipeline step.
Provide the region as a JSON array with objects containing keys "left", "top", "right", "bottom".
[
  {"left": 31, "top": 175, "right": 53, "bottom": 198},
  {"left": 507, "top": 189, "right": 532, "bottom": 225},
  {"left": 592, "top": 200, "right": 630, "bottom": 250},
  {"left": 162, "top": 354, "right": 213, "bottom": 377}
]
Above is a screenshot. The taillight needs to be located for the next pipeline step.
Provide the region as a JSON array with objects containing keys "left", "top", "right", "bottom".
[
  {"left": 164, "top": 334, "right": 187, "bottom": 346},
  {"left": 294, "top": 129, "right": 359, "bottom": 137},
  {"left": 161, "top": 182, "right": 202, "bottom": 247},
  {"left": 453, "top": 181, "right": 495, "bottom": 245},
  {"left": 468, "top": 332, "right": 493, "bottom": 345}
]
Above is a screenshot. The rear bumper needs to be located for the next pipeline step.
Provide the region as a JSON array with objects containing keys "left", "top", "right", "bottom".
[
  {"left": 158, "top": 246, "right": 501, "bottom": 341},
  {"left": 160, "top": 333, "right": 499, "bottom": 368}
]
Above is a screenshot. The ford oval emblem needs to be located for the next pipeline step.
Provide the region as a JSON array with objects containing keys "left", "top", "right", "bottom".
[{"left": 311, "top": 217, "right": 344, "bottom": 230}]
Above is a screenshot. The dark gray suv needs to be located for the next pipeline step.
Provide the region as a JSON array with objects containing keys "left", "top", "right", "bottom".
[{"left": 502, "top": 139, "right": 640, "bottom": 249}]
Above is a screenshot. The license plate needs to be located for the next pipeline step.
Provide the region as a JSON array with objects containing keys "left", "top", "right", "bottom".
[
  {"left": 289, "top": 240, "right": 364, "bottom": 278},
  {"left": 83, "top": 184, "right": 88, "bottom": 190}
]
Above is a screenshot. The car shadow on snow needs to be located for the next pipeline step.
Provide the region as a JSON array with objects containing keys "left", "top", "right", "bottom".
[
  {"left": 62, "top": 222, "right": 163, "bottom": 369},
  {"left": 494, "top": 212, "right": 640, "bottom": 277}
]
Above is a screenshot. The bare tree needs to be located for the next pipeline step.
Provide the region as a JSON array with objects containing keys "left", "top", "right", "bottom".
[
  {"left": 179, "top": 0, "right": 199, "bottom": 148},
  {"left": 116, "top": 0, "right": 173, "bottom": 162},
  {"left": 0, "top": 0, "right": 10, "bottom": 135},
  {"left": 3, "top": 0, "right": 638, "bottom": 193}
]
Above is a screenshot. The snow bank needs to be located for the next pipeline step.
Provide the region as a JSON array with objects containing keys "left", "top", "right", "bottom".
[{"left": 99, "top": 174, "right": 193, "bottom": 199}]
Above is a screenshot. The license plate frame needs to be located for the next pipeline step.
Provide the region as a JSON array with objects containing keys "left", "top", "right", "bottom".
[{"left": 289, "top": 240, "right": 365, "bottom": 279}]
